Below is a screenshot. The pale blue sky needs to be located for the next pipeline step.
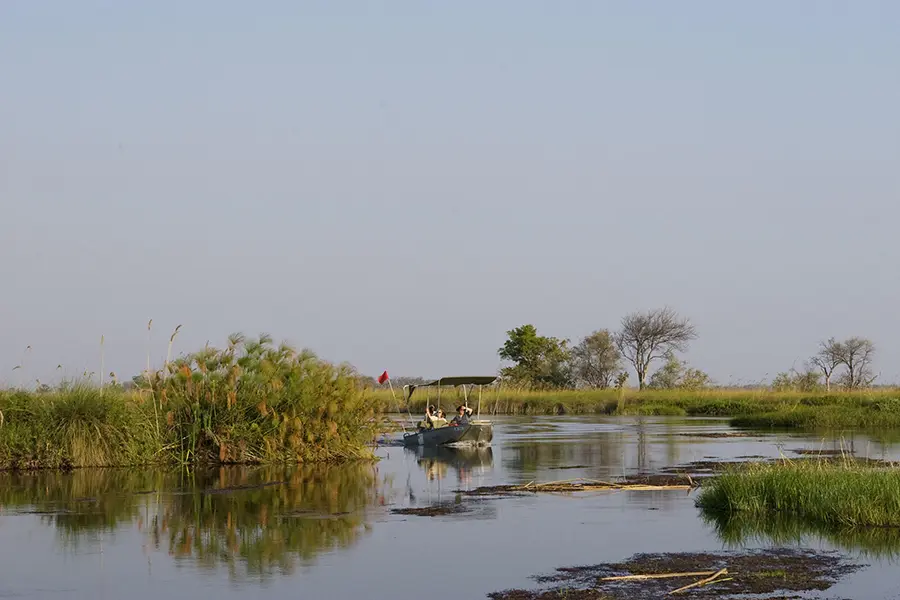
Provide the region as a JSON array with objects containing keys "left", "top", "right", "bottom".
[{"left": 2, "top": 2, "right": 898, "bottom": 386}]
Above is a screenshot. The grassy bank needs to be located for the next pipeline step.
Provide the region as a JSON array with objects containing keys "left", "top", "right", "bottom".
[
  {"left": 0, "top": 336, "right": 387, "bottom": 470},
  {"left": 696, "top": 461, "right": 900, "bottom": 528},
  {"left": 380, "top": 386, "right": 900, "bottom": 424},
  {"left": 730, "top": 400, "right": 900, "bottom": 430}
]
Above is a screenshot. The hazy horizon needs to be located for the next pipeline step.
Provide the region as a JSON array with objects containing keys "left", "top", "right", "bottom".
[{"left": 2, "top": 2, "right": 899, "bottom": 387}]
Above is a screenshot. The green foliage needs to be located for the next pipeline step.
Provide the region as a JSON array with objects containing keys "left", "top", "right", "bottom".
[
  {"left": 730, "top": 404, "right": 900, "bottom": 430},
  {"left": 697, "top": 460, "right": 900, "bottom": 528},
  {"left": 570, "top": 329, "right": 622, "bottom": 389},
  {"left": 498, "top": 324, "right": 572, "bottom": 388},
  {"left": 0, "top": 386, "right": 157, "bottom": 469},
  {"left": 771, "top": 369, "right": 822, "bottom": 392},
  {"left": 646, "top": 352, "right": 711, "bottom": 390},
  {"left": 392, "top": 385, "right": 900, "bottom": 425},
  {"left": 0, "top": 334, "right": 387, "bottom": 469},
  {"left": 143, "top": 334, "right": 386, "bottom": 464}
]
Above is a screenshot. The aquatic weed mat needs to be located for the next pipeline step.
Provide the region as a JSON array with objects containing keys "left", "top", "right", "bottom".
[
  {"left": 486, "top": 548, "right": 862, "bottom": 599},
  {"left": 391, "top": 502, "right": 471, "bottom": 517},
  {"left": 390, "top": 495, "right": 497, "bottom": 517},
  {"left": 458, "top": 475, "right": 700, "bottom": 497}
]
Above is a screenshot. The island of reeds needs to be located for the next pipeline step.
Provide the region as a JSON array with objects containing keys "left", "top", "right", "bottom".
[
  {"left": 0, "top": 334, "right": 387, "bottom": 470},
  {"left": 696, "top": 459, "right": 900, "bottom": 530}
]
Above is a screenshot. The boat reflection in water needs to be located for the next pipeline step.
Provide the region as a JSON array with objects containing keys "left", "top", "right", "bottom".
[{"left": 408, "top": 445, "right": 494, "bottom": 487}]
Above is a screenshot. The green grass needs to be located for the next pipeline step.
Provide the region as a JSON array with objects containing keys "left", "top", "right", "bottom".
[
  {"left": 0, "top": 335, "right": 388, "bottom": 469},
  {"left": 0, "top": 387, "right": 158, "bottom": 469},
  {"left": 380, "top": 386, "right": 900, "bottom": 427},
  {"left": 730, "top": 402, "right": 900, "bottom": 430},
  {"left": 696, "top": 460, "right": 900, "bottom": 528}
]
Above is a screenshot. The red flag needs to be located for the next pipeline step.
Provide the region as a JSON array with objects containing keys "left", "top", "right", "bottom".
[{"left": 377, "top": 370, "right": 389, "bottom": 384}]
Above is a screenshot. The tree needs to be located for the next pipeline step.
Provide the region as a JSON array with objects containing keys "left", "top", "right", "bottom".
[
  {"left": 836, "top": 337, "right": 876, "bottom": 390},
  {"left": 648, "top": 351, "right": 711, "bottom": 390},
  {"left": 614, "top": 307, "right": 698, "bottom": 389},
  {"left": 771, "top": 368, "right": 822, "bottom": 392},
  {"left": 648, "top": 352, "right": 682, "bottom": 389},
  {"left": 498, "top": 325, "right": 572, "bottom": 388},
  {"left": 570, "top": 329, "right": 621, "bottom": 389},
  {"left": 809, "top": 338, "right": 842, "bottom": 392}
]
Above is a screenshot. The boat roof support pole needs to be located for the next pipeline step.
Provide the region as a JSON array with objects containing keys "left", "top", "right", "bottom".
[{"left": 477, "top": 385, "right": 482, "bottom": 417}]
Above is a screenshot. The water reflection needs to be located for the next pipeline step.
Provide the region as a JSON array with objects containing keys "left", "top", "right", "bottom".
[
  {"left": 0, "top": 464, "right": 391, "bottom": 580},
  {"left": 409, "top": 445, "right": 493, "bottom": 486},
  {"left": 5, "top": 417, "right": 900, "bottom": 598},
  {"left": 702, "top": 511, "right": 900, "bottom": 561}
]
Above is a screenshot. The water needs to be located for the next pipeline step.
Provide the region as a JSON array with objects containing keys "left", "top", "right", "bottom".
[{"left": 2, "top": 416, "right": 900, "bottom": 599}]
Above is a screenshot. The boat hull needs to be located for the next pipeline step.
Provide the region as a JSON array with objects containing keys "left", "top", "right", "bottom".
[{"left": 402, "top": 422, "right": 493, "bottom": 447}]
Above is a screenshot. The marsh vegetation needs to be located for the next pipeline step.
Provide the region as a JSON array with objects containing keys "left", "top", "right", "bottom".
[{"left": 0, "top": 334, "right": 386, "bottom": 469}]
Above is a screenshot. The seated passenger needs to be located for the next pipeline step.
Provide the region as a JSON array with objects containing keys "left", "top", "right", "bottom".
[
  {"left": 419, "top": 405, "right": 438, "bottom": 430},
  {"left": 450, "top": 405, "right": 472, "bottom": 426}
]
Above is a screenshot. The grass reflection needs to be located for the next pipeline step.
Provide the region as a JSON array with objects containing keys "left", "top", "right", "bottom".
[
  {"left": 702, "top": 510, "right": 900, "bottom": 561},
  {"left": 0, "top": 464, "right": 390, "bottom": 580}
]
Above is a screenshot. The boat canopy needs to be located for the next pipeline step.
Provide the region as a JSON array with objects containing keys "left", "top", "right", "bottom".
[
  {"left": 404, "top": 375, "right": 499, "bottom": 399},
  {"left": 420, "top": 376, "right": 498, "bottom": 387}
]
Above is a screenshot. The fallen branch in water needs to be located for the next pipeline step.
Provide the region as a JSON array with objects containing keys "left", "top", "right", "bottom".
[{"left": 669, "top": 568, "right": 729, "bottom": 595}]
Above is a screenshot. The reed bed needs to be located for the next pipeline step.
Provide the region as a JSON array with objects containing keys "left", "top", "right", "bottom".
[
  {"left": 696, "top": 460, "right": 900, "bottom": 528},
  {"left": 382, "top": 386, "right": 900, "bottom": 425},
  {"left": 0, "top": 335, "right": 388, "bottom": 469}
]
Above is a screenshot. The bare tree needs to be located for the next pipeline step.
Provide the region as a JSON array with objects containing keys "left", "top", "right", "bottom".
[
  {"left": 614, "top": 307, "right": 697, "bottom": 389},
  {"left": 836, "top": 337, "right": 876, "bottom": 389},
  {"left": 571, "top": 329, "right": 621, "bottom": 389},
  {"left": 809, "top": 337, "right": 843, "bottom": 392}
]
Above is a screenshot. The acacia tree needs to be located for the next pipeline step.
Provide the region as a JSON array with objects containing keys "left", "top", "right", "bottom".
[
  {"left": 614, "top": 307, "right": 697, "bottom": 389},
  {"left": 570, "top": 329, "right": 621, "bottom": 389},
  {"left": 809, "top": 337, "right": 843, "bottom": 392},
  {"left": 498, "top": 324, "right": 572, "bottom": 388},
  {"left": 837, "top": 337, "right": 876, "bottom": 389}
]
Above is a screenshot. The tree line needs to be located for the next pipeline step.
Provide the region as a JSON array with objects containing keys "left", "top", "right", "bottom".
[
  {"left": 496, "top": 307, "right": 702, "bottom": 390},
  {"left": 495, "top": 307, "right": 879, "bottom": 392},
  {"left": 367, "top": 306, "right": 879, "bottom": 392},
  {"left": 773, "top": 336, "right": 877, "bottom": 392}
]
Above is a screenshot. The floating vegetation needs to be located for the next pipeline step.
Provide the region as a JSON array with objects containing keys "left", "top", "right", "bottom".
[
  {"left": 487, "top": 548, "right": 862, "bottom": 599},
  {"left": 459, "top": 475, "right": 699, "bottom": 497},
  {"left": 674, "top": 432, "right": 755, "bottom": 439},
  {"left": 391, "top": 503, "right": 471, "bottom": 517}
]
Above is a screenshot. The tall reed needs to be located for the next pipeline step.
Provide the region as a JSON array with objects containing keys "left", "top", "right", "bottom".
[
  {"left": 696, "top": 459, "right": 900, "bottom": 528},
  {"left": 0, "top": 334, "right": 388, "bottom": 469}
]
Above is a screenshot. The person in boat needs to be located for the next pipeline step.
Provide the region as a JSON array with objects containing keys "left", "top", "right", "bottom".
[
  {"left": 419, "top": 405, "right": 450, "bottom": 430},
  {"left": 450, "top": 405, "right": 473, "bottom": 426},
  {"left": 418, "top": 405, "right": 437, "bottom": 430}
]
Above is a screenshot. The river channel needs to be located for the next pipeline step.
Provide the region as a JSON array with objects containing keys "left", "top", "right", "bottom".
[{"left": 1, "top": 416, "right": 900, "bottom": 599}]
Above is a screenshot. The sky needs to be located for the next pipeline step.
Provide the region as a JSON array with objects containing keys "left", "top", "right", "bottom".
[{"left": 1, "top": 1, "right": 899, "bottom": 387}]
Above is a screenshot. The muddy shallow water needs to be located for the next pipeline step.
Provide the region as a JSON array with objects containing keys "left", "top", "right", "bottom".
[{"left": 1, "top": 415, "right": 900, "bottom": 599}]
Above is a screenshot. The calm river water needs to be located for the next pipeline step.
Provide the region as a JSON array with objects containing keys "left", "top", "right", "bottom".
[{"left": 2, "top": 416, "right": 900, "bottom": 599}]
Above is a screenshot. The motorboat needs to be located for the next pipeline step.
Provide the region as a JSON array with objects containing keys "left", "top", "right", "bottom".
[{"left": 400, "top": 376, "right": 498, "bottom": 447}]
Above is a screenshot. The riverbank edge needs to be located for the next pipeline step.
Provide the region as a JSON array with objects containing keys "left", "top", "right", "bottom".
[{"left": 379, "top": 388, "right": 900, "bottom": 429}]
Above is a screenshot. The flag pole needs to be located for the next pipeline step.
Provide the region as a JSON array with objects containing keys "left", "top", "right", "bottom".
[{"left": 380, "top": 371, "right": 407, "bottom": 434}]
